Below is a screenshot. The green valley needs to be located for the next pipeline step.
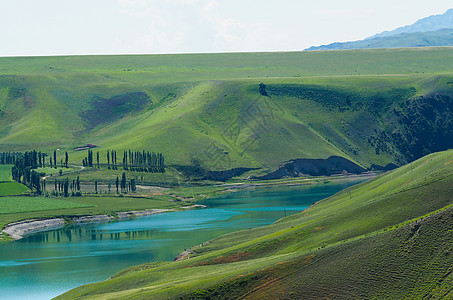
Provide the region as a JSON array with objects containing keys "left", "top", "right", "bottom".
[
  {"left": 4, "top": 2, "right": 453, "bottom": 299},
  {"left": 0, "top": 48, "right": 453, "bottom": 299}
]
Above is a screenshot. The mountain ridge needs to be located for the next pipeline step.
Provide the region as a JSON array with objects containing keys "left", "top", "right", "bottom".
[
  {"left": 369, "top": 8, "right": 453, "bottom": 39},
  {"left": 307, "top": 9, "right": 453, "bottom": 51},
  {"left": 306, "top": 28, "right": 453, "bottom": 51}
]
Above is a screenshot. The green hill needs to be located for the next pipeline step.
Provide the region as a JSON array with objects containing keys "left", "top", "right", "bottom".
[
  {"left": 0, "top": 48, "right": 453, "bottom": 177},
  {"left": 57, "top": 149, "right": 453, "bottom": 299}
]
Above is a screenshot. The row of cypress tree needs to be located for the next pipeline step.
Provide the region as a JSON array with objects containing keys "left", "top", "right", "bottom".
[{"left": 83, "top": 150, "right": 165, "bottom": 173}]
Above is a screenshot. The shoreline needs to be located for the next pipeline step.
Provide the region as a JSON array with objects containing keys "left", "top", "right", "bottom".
[
  {"left": 1, "top": 172, "right": 378, "bottom": 241},
  {"left": 1, "top": 205, "right": 205, "bottom": 241}
]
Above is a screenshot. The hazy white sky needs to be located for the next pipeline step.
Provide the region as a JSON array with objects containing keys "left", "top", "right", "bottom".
[{"left": 0, "top": 0, "right": 451, "bottom": 56}]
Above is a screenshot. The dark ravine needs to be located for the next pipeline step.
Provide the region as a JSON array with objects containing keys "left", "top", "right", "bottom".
[
  {"left": 254, "top": 156, "right": 366, "bottom": 180},
  {"left": 204, "top": 168, "right": 258, "bottom": 181},
  {"left": 370, "top": 163, "right": 398, "bottom": 171},
  {"left": 174, "top": 164, "right": 257, "bottom": 182}
]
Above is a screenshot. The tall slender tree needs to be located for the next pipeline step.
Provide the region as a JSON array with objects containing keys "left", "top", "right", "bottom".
[
  {"left": 107, "top": 150, "right": 110, "bottom": 169},
  {"left": 64, "top": 178, "right": 69, "bottom": 197},
  {"left": 121, "top": 172, "right": 126, "bottom": 193},
  {"left": 76, "top": 176, "right": 80, "bottom": 191}
]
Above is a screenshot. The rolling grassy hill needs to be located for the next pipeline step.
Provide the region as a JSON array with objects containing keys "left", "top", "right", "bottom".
[
  {"left": 0, "top": 48, "right": 453, "bottom": 177},
  {"left": 57, "top": 149, "right": 453, "bottom": 299}
]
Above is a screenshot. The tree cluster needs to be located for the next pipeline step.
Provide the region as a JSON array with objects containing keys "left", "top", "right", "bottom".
[
  {"left": 52, "top": 176, "right": 81, "bottom": 197},
  {"left": 0, "top": 152, "right": 24, "bottom": 165},
  {"left": 82, "top": 149, "right": 94, "bottom": 167},
  {"left": 116, "top": 172, "right": 137, "bottom": 194},
  {"left": 122, "top": 150, "right": 165, "bottom": 173},
  {"left": 90, "top": 149, "right": 165, "bottom": 173},
  {"left": 10, "top": 150, "right": 47, "bottom": 194}
]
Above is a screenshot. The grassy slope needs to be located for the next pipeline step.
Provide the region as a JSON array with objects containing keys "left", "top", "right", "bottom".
[
  {"left": 0, "top": 48, "right": 452, "bottom": 171},
  {"left": 57, "top": 149, "right": 453, "bottom": 299},
  {"left": 0, "top": 182, "right": 29, "bottom": 196}
]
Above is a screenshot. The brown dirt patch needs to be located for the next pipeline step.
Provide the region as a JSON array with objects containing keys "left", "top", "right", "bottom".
[{"left": 444, "top": 160, "right": 453, "bottom": 166}]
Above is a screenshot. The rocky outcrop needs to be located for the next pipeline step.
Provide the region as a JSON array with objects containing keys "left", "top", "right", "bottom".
[
  {"left": 174, "top": 250, "right": 192, "bottom": 261},
  {"left": 72, "top": 215, "right": 114, "bottom": 224},
  {"left": 116, "top": 209, "right": 173, "bottom": 219},
  {"left": 254, "top": 156, "right": 366, "bottom": 180},
  {"left": 204, "top": 168, "right": 257, "bottom": 182}
]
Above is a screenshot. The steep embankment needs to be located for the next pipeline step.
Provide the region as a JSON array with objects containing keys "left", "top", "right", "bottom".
[{"left": 57, "top": 149, "right": 453, "bottom": 299}]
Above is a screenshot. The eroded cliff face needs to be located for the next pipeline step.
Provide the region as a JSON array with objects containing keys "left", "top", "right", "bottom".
[
  {"left": 370, "top": 93, "right": 453, "bottom": 164},
  {"left": 253, "top": 156, "right": 367, "bottom": 180}
]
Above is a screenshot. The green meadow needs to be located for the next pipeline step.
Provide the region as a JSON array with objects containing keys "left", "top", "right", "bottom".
[
  {"left": 0, "top": 182, "right": 29, "bottom": 196},
  {"left": 0, "top": 196, "right": 89, "bottom": 215}
]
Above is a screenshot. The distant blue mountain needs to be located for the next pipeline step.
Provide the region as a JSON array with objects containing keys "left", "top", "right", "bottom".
[
  {"left": 369, "top": 8, "right": 453, "bottom": 39},
  {"left": 306, "top": 28, "right": 453, "bottom": 51},
  {"left": 306, "top": 9, "right": 453, "bottom": 51}
]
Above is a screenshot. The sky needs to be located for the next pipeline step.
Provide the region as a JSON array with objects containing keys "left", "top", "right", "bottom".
[{"left": 0, "top": 0, "right": 451, "bottom": 56}]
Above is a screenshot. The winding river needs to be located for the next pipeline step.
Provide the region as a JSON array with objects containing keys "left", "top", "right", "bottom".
[{"left": 0, "top": 182, "right": 358, "bottom": 299}]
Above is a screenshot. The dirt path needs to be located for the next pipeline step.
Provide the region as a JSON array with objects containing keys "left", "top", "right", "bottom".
[{"left": 42, "top": 165, "right": 85, "bottom": 180}]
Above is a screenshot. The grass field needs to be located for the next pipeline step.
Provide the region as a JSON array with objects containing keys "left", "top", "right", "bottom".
[
  {"left": 0, "top": 196, "right": 89, "bottom": 215},
  {"left": 38, "top": 166, "right": 76, "bottom": 176},
  {"left": 57, "top": 149, "right": 453, "bottom": 299},
  {"left": 0, "top": 182, "right": 29, "bottom": 196},
  {"left": 0, "top": 48, "right": 452, "bottom": 176},
  {"left": 0, "top": 165, "right": 13, "bottom": 181},
  {"left": 1, "top": 48, "right": 452, "bottom": 78},
  {"left": 0, "top": 165, "right": 29, "bottom": 196},
  {"left": 0, "top": 195, "right": 185, "bottom": 235}
]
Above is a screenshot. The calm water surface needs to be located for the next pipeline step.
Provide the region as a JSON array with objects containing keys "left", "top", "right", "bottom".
[{"left": 0, "top": 182, "right": 357, "bottom": 299}]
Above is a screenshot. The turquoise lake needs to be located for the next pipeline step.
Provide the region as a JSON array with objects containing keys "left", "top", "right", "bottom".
[{"left": 0, "top": 182, "right": 357, "bottom": 299}]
